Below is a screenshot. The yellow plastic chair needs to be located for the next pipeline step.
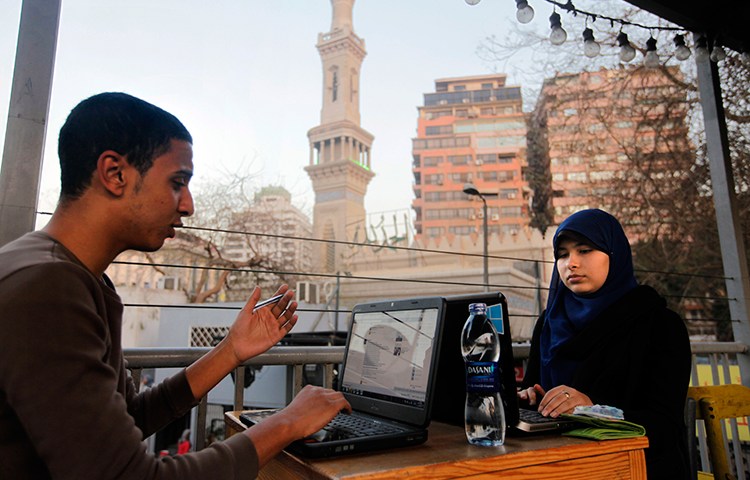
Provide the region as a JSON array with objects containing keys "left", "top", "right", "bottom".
[{"left": 688, "top": 385, "right": 750, "bottom": 480}]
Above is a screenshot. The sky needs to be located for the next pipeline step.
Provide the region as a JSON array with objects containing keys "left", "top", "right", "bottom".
[
  {"left": 0, "top": 0, "right": 539, "bottom": 225},
  {"left": 0, "top": 0, "right": 661, "bottom": 232}
]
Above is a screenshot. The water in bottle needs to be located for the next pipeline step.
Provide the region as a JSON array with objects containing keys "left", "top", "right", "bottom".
[{"left": 461, "top": 302, "right": 506, "bottom": 446}]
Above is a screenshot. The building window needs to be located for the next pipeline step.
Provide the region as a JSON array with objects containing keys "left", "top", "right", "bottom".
[
  {"left": 426, "top": 125, "right": 453, "bottom": 136},
  {"left": 500, "top": 207, "right": 522, "bottom": 217},
  {"left": 425, "top": 174, "right": 444, "bottom": 185},
  {"left": 449, "top": 226, "right": 475, "bottom": 235},
  {"left": 450, "top": 172, "right": 472, "bottom": 183},
  {"left": 423, "top": 156, "right": 442, "bottom": 167},
  {"left": 476, "top": 154, "right": 496, "bottom": 164},
  {"left": 332, "top": 70, "right": 338, "bottom": 102},
  {"left": 447, "top": 155, "right": 471, "bottom": 165},
  {"left": 427, "top": 110, "right": 452, "bottom": 120},
  {"left": 590, "top": 170, "right": 615, "bottom": 181},
  {"left": 567, "top": 172, "right": 587, "bottom": 182}
]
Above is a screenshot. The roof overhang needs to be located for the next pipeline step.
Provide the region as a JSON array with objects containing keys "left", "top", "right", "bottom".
[{"left": 623, "top": 0, "right": 749, "bottom": 53}]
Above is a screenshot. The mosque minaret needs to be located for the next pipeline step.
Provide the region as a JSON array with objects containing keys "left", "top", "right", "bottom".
[{"left": 305, "top": 0, "right": 374, "bottom": 273}]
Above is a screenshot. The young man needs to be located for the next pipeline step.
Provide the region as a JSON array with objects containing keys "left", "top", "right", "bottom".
[{"left": 0, "top": 92, "right": 350, "bottom": 479}]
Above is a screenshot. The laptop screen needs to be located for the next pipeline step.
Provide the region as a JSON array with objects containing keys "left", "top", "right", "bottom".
[
  {"left": 340, "top": 306, "right": 440, "bottom": 409},
  {"left": 339, "top": 296, "right": 445, "bottom": 425}
]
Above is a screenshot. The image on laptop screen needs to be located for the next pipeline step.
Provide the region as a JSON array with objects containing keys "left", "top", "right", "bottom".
[{"left": 340, "top": 306, "right": 439, "bottom": 410}]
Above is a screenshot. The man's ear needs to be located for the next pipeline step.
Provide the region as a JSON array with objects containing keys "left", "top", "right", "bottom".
[{"left": 96, "top": 151, "right": 130, "bottom": 196}]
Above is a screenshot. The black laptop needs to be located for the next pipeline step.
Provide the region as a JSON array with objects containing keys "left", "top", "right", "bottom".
[
  {"left": 432, "top": 291, "right": 574, "bottom": 433},
  {"left": 240, "top": 295, "right": 446, "bottom": 457}
]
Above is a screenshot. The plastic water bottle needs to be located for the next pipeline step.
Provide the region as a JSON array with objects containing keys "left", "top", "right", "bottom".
[{"left": 461, "top": 302, "right": 506, "bottom": 446}]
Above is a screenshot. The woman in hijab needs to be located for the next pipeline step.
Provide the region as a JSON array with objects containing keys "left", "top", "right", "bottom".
[{"left": 518, "top": 209, "right": 691, "bottom": 480}]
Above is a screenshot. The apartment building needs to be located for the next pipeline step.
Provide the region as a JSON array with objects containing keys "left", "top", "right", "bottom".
[
  {"left": 530, "top": 66, "right": 691, "bottom": 236},
  {"left": 411, "top": 74, "right": 529, "bottom": 239},
  {"left": 222, "top": 186, "right": 312, "bottom": 266}
]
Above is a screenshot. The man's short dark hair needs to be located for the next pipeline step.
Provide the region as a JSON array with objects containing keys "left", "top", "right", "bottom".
[{"left": 58, "top": 92, "right": 192, "bottom": 200}]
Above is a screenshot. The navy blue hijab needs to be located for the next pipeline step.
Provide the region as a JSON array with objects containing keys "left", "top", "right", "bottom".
[{"left": 539, "top": 209, "right": 638, "bottom": 390}]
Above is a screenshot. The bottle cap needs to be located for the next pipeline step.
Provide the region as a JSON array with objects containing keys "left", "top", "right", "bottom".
[{"left": 469, "top": 302, "right": 487, "bottom": 313}]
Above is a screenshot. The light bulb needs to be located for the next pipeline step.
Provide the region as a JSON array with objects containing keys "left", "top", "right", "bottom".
[
  {"left": 465, "top": 0, "right": 481, "bottom": 5},
  {"left": 548, "top": 12, "right": 567, "bottom": 45},
  {"left": 620, "top": 44, "right": 636, "bottom": 62},
  {"left": 644, "top": 37, "right": 659, "bottom": 68},
  {"left": 582, "top": 28, "right": 600, "bottom": 58},
  {"left": 673, "top": 35, "right": 691, "bottom": 61},
  {"left": 644, "top": 50, "right": 660, "bottom": 68},
  {"left": 675, "top": 45, "right": 691, "bottom": 61},
  {"left": 550, "top": 26, "right": 567, "bottom": 45},
  {"left": 515, "top": 0, "right": 534, "bottom": 24},
  {"left": 710, "top": 45, "right": 726, "bottom": 62},
  {"left": 617, "top": 32, "right": 636, "bottom": 63}
]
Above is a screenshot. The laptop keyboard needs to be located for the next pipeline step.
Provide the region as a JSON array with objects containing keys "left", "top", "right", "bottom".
[
  {"left": 518, "top": 408, "right": 564, "bottom": 424},
  {"left": 324, "top": 412, "right": 405, "bottom": 439},
  {"left": 240, "top": 410, "right": 405, "bottom": 440}
]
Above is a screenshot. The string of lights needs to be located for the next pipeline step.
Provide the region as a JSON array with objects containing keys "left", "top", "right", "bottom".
[{"left": 463, "top": 0, "right": 746, "bottom": 66}]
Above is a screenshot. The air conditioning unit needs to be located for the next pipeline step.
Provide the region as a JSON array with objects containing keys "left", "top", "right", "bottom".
[
  {"left": 475, "top": 160, "right": 483, "bottom": 166},
  {"left": 491, "top": 214, "right": 500, "bottom": 221},
  {"left": 157, "top": 276, "right": 180, "bottom": 290},
  {"left": 438, "top": 99, "right": 448, "bottom": 105},
  {"left": 296, "top": 281, "right": 320, "bottom": 304},
  {"left": 477, "top": 211, "right": 485, "bottom": 219},
  {"left": 462, "top": 98, "right": 470, "bottom": 103},
  {"left": 507, "top": 193, "right": 517, "bottom": 199},
  {"left": 469, "top": 214, "right": 476, "bottom": 220}
]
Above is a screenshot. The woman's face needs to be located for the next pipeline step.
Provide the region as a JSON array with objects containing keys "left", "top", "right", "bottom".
[{"left": 556, "top": 238, "right": 610, "bottom": 295}]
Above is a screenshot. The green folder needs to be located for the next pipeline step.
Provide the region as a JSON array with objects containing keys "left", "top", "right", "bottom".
[{"left": 560, "top": 414, "right": 646, "bottom": 440}]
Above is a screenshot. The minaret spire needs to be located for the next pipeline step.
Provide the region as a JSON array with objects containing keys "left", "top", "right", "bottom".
[{"left": 331, "top": 0, "right": 354, "bottom": 32}]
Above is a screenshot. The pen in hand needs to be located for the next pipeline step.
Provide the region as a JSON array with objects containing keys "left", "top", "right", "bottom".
[{"left": 253, "top": 293, "right": 284, "bottom": 312}]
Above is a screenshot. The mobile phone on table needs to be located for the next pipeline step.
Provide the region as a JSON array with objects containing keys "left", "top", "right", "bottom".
[{"left": 253, "top": 293, "right": 284, "bottom": 311}]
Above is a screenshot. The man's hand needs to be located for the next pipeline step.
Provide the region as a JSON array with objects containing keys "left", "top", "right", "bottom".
[
  {"left": 224, "top": 285, "right": 298, "bottom": 364},
  {"left": 246, "top": 385, "right": 352, "bottom": 466},
  {"left": 185, "top": 285, "right": 298, "bottom": 401}
]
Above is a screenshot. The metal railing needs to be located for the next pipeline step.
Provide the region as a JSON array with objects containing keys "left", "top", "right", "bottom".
[
  {"left": 126, "top": 346, "right": 344, "bottom": 451},
  {"left": 125, "top": 341, "right": 748, "bottom": 475}
]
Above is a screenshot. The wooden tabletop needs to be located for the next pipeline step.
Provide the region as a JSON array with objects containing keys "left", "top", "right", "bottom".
[{"left": 225, "top": 411, "right": 648, "bottom": 480}]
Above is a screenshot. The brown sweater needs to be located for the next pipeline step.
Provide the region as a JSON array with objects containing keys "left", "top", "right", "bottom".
[{"left": 0, "top": 232, "right": 259, "bottom": 479}]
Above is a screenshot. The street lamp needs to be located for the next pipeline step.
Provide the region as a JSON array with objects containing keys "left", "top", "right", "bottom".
[{"left": 463, "top": 183, "right": 499, "bottom": 291}]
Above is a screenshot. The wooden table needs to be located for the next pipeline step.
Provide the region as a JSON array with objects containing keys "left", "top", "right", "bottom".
[{"left": 225, "top": 411, "right": 648, "bottom": 479}]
